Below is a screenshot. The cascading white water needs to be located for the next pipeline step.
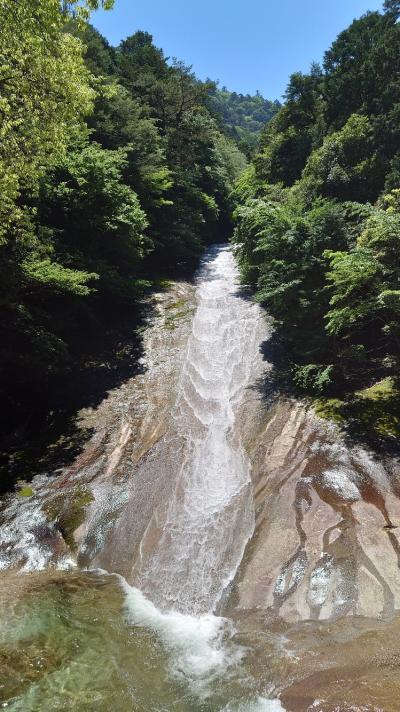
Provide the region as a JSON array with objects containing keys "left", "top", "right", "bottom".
[
  {"left": 4, "top": 244, "right": 395, "bottom": 711},
  {"left": 0, "top": 244, "right": 289, "bottom": 710},
  {"left": 132, "top": 245, "right": 266, "bottom": 615}
]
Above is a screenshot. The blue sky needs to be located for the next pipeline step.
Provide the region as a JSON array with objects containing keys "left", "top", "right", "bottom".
[{"left": 92, "top": 0, "right": 384, "bottom": 100}]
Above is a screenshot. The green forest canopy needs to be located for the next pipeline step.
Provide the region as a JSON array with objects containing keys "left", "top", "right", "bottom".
[
  {"left": 233, "top": 1, "right": 400, "bottom": 442},
  {"left": 0, "top": 0, "right": 399, "bottom": 472},
  {"left": 0, "top": 0, "right": 275, "bottom": 451},
  {"left": 207, "top": 86, "right": 281, "bottom": 156}
]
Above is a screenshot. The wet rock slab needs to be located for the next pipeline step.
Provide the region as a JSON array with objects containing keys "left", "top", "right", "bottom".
[
  {"left": 228, "top": 399, "right": 400, "bottom": 623},
  {"left": 0, "top": 281, "right": 196, "bottom": 573}
]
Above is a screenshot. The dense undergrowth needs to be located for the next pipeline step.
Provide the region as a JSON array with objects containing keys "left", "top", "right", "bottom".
[{"left": 232, "top": 1, "right": 400, "bottom": 448}]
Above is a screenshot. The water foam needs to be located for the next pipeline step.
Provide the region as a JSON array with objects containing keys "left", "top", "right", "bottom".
[
  {"left": 120, "top": 576, "right": 243, "bottom": 685},
  {"left": 221, "top": 698, "right": 287, "bottom": 711},
  {"left": 132, "top": 245, "right": 267, "bottom": 615}
]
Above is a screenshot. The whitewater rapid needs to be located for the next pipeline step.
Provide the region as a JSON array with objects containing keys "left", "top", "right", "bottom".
[
  {"left": 92, "top": 246, "right": 279, "bottom": 705},
  {"left": 131, "top": 245, "right": 266, "bottom": 614}
]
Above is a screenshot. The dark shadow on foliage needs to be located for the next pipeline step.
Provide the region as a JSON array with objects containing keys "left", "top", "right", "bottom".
[
  {"left": 253, "top": 321, "right": 400, "bottom": 458},
  {"left": 0, "top": 297, "right": 158, "bottom": 494},
  {"left": 337, "top": 390, "right": 400, "bottom": 457}
]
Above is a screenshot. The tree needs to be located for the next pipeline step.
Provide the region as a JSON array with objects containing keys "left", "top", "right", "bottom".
[
  {"left": 325, "top": 195, "right": 400, "bottom": 384},
  {"left": 71, "top": 22, "right": 116, "bottom": 76},
  {"left": 117, "top": 31, "right": 168, "bottom": 106},
  {"left": 206, "top": 85, "right": 280, "bottom": 156},
  {"left": 0, "top": 0, "right": 95, "bottom": 246},
  {"left": 255, "top": 69, "right": 324, "bottom": 186},
  {"left": 301, "top": 114, "right": 384, "bottom": 202},
  {"left": 39, "top": 140, "right": 150, "bottom": 300},
  {"left": 383, "top": 0, "right": 400, "bottom": 19},
  {"left": 323, "top": 10, "right": 400, "bottom": 127}
]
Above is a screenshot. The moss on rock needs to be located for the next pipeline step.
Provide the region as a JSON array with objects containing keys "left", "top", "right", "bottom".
[
  {"left": 18, "top": 485, "right": 34, "bottom": 497},
  {"left": 314, "top": 378, "right": 400, "bottom": 443},
  {"left": 44, "top": 486, "right": 93, "bottom": 550},
  {"left": 313, "top": 398, "right": 345, "bottom": 425}
]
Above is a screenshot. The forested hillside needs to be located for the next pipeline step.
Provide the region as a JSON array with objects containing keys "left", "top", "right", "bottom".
[
  {"left": 0, "top": 0, "right": 249, "bottom": 460},
  {"left": 233, "top": 0, "right": 400, "bottom": 444},
  {"left": 207, "top": 86, "right": 280, "bottom": 155},
  {"left": 1, "top": 0, "right": 399, "bottom": 476}
]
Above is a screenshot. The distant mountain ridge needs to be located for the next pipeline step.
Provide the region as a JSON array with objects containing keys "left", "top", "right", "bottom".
[{"left": 207, "top": 86, "right": 281, "bottom": 155}]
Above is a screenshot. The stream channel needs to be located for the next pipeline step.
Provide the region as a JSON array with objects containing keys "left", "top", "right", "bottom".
[{"left": 1, "top": 245, "right": 400, "bottom": 711}]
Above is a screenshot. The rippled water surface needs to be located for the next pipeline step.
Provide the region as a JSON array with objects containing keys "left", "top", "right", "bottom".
[
  {"left": 0, "top": 571, "right": 286, "bottom": 711},
  {"left": 131, "top": 245, "right": 263, "bottom": 613},
  {"left": 2, "top": 569, "right": 400, "bottom": 711}
]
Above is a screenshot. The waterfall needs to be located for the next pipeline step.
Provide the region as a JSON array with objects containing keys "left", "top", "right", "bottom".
[
  {"left": 131, "top": 245, "right": 265, "bottom": 615},
  {"left": 0, "top": 245, "right": 288, "bottom": 711}
]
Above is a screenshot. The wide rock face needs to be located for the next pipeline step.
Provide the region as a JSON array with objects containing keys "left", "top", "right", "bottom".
[
  {"left": 0, "top": 280, "right": 196, "bottom": 574},
  {"left": 230, "top": 399, "right": 400, "bottom": 622}
]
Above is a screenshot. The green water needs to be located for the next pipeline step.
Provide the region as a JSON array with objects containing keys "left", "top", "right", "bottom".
[
  {"left": 0, "top": 571, "right": 281, "bottom": 712},
  {"left": 3, "top": 570, "right": 400, "bottom": 711}
]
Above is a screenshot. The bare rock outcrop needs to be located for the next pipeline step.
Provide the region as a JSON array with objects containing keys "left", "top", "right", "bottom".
[{"left": 230, "top": 399, "right": 400, "bottom": 622}]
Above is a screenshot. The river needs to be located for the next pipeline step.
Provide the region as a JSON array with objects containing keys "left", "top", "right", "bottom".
[{"left": 1, "top": 245, "right": 400, "bottom": 711}]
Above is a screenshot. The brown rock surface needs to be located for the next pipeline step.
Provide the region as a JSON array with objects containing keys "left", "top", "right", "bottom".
[{"left": 228, "top": 398, "right": 400, "bottom": 623}]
